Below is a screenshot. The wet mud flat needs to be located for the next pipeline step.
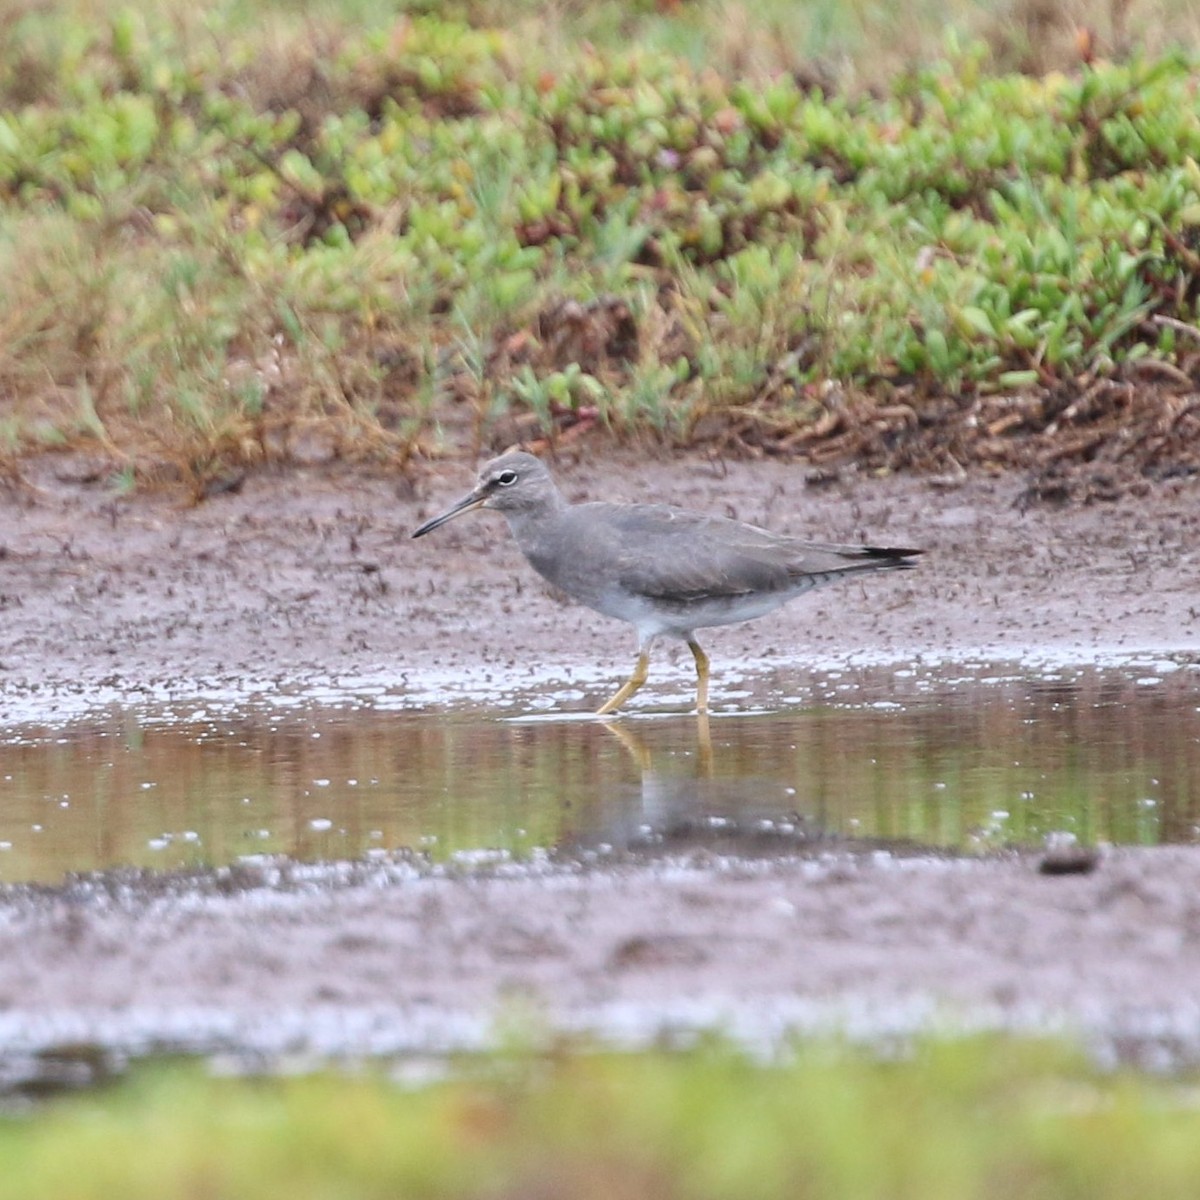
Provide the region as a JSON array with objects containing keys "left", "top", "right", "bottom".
[
  {"left": 1, "top": 453, "right": 1199, "bottom": 1086},
  {"left": 2, "top": 846, "right": 1200, "bottom": 1091},
  {"left": 2, "top": 451, "right": 1198, "bottom": 711}
]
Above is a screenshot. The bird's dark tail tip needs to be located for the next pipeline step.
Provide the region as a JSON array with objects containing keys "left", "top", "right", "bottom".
[{"left": 863, "top": 545, "right": 923, "bottom": 568}]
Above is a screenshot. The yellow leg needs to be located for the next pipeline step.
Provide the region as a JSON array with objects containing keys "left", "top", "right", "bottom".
[
  {"left": 688, "top": 638, "right": 710, "bottom": 715},
  {"left": 596, "top": 649, "right": 651, "bottom": 716}
]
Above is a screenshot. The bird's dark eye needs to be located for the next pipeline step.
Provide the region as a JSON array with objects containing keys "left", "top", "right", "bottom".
[{"left": 497, "top": 470, "right": 518, "bottom": 486}]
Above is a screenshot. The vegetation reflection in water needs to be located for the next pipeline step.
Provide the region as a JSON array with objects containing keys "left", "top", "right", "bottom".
[{"left": 0, "top": 670, "right": 1196, "bottom": 883}]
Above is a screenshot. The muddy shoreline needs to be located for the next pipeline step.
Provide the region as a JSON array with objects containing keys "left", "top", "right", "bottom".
[
  {"left": 3, "top": 451, "right": 1198, "bottom": 710},
  {"left": 1, "top": 452, "right": 1199, "bottom": 1080},
  {"left": 2, "top": 847, "right": 1200, "bottom": 1082}
]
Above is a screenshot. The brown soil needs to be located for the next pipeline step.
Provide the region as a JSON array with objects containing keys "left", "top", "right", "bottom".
[
  {"left": 1, "top": 451, "right": 1199, "bottom": 1083},
  {"left": 3, "top": 449, "right": 1198, "bottom": 705}
]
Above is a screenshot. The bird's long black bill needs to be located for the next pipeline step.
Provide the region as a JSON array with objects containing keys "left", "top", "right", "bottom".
[{"left": 410, "top": 489, "right": 488, "bottom": 538}]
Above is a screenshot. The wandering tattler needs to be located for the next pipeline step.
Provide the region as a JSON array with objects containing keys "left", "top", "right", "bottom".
[{"left": 411, "top": 452, "right": 920, "bottom": 714}]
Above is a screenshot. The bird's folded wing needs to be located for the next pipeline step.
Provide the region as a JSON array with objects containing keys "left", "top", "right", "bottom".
[
  {"left": 601, "top": 506, "right": 906, "bottom": 602},
  {"left": 607, "top": 508, "right": 797, "bottom": 602}
]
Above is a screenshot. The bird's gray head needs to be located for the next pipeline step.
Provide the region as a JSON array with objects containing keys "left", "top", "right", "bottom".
[{"left": 410, "top": 452, "right": 562, "bottom": 538}]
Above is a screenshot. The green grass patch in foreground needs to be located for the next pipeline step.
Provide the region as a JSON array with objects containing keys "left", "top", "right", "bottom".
[{"left": 3, "top": 1038, "right": 1200, "bottom": 1199}]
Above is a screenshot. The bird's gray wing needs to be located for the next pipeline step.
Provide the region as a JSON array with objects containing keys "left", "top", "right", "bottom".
[
  {"left": 567, "top": 503, "right": 916, "bottom": 604},
  {"left": 597, "top": 505, "right": 802, "bottom": 601}
]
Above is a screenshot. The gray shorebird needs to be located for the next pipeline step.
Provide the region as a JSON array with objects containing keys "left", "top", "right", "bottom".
[{"left": 411, "top": 452, "right": 920, "bottom": 714}]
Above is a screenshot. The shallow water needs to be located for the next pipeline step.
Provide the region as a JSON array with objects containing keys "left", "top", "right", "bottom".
[{"left": 0, "top": 663, "right": 1196, "bottom": 884}]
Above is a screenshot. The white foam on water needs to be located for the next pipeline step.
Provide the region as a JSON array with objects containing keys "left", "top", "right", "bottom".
[{"left": 0, "top": 645, "right": 1195, "bottom": 730}]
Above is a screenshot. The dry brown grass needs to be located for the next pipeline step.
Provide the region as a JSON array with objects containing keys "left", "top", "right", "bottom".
[{"left": 3, "top": 0, "right": 1200, "bottom": 492}]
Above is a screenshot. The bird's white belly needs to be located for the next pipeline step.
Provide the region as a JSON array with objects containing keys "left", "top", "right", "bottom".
[{"left": 602, "top": 587, "right": 803, "bottom": 640}]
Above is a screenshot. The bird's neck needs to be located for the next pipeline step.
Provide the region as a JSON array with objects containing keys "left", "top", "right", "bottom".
[{"left": 502, "top": 495, "right": 570, "bottom": 571}]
